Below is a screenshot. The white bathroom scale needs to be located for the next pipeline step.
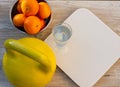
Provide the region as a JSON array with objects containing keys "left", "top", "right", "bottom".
[{"left": 45, "top": 8, "right": 120, "bottom": 87}]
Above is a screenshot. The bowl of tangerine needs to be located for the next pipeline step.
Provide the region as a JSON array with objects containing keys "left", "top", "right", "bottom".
[{"left": 10, "top": 0, "right": 52, "bottom": 35}]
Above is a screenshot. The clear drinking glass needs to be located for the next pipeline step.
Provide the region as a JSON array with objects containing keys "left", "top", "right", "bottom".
[{"left": 52, "top": 23, "right": 72, "bottom": 47}]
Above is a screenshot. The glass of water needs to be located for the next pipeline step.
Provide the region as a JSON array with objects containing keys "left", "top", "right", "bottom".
[{"left": 52, "top": 23, "right": 72, "bottom": 47}]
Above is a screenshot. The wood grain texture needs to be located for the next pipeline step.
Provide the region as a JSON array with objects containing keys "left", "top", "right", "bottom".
[{"left": 0, "top": 0, "right": 120, "bottom": 87}]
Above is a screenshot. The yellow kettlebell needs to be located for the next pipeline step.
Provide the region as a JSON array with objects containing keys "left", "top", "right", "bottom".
[{"left": 2, "top": 38, "right": 56, "bottom": 87}]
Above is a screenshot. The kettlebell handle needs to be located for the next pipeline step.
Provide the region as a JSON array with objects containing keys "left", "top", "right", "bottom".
[{"left": 4, "top": 39, "right": 51, "bottom": 72}]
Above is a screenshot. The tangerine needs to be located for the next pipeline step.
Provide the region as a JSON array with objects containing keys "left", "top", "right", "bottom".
[
  {"left": 24, "top": 16, "right": 42, "bottom": 34},
  {"left": 21, "top": 0, "right": 39, "bottom": 16},
  {"left": 38, "top": 2, "right": 51, "bottom": 19},
  {"left": 13, "top": 13, "right": 26, "bottom": 27},
  {"left": 40, "top": 19, "right": 45, "bottom": 30},
  {"left": 17, "top": 0, "right": 23, "bottom": 13}
]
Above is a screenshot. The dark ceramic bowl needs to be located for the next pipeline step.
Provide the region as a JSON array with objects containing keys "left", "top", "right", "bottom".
[{"left": 10, "top": 0, "right": 52, "bottom": 34}]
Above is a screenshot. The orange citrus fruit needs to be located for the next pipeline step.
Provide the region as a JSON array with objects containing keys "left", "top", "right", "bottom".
[
  {"left": 38, "top": 2, "right": 51, "bottom": 19},
  {"left": 40, "top": 19, "right": 45, "bottom": 29},
  {"left": 17, "top": 0, "right": 23, "bottom": 13},
  {"left": 24, "top": 16, "right": 42, "bottom": 34},
  {"left": 21, "top": 0, "right": 39, "bottom": 16},
  {"left": 13, "top": 13, "right": 26, "bottom": 27}
]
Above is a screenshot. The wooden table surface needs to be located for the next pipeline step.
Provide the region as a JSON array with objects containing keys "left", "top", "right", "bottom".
[{"left": 0, "top": 0, "right": 120, "bottom": 87}]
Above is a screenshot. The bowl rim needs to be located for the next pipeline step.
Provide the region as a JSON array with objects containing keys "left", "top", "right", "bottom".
[{"left": 9, "top": 0, "right": 52, "bottom": 34}]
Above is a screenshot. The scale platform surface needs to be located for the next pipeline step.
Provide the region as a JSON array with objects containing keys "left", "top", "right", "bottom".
[{"left": 45, "top": 8, "right": 120, "bottom": 87}]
